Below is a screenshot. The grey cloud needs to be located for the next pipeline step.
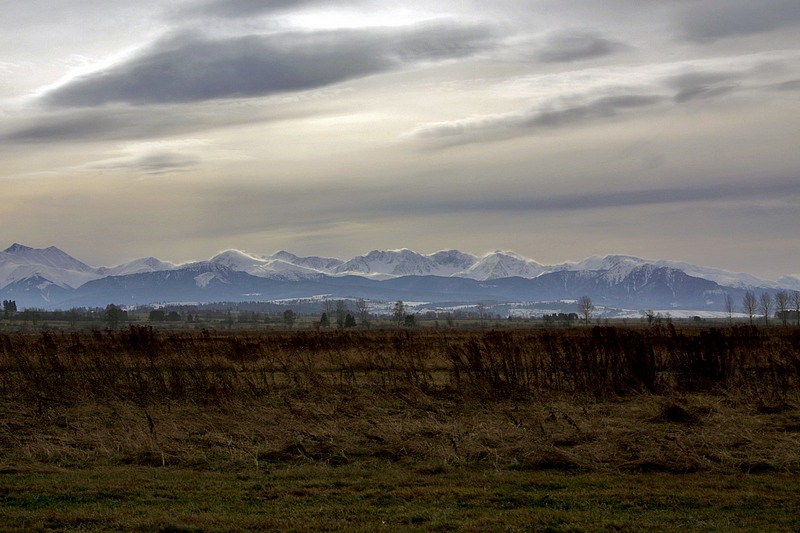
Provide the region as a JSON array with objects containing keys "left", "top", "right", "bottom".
[
  {"left": 665, "top": 71, "right": 744, "bottom": 103},
  {"left": 537, "top": 31, "right": 624, "bottom": 63},
  {"left": 525, "top": 94, "right": 661, "bottom": 127},
  {"left": 410, "top": 91, "right": 663, "bottom": 145},
  {"left": 1, "top": 103, "right": 303, "bottom": 143},
  {"left": 770, "top": 79, "right": 800, "bottom": 92},
  {"left": 410, "top": 53, "right": 800, "bottom": 147},
  {"left": 91, "top": 151, "right": 201, "bottom": 174},
  {"left": 4, "top": 112, "right": 124, "bottom": 143},
  {"left": 44, "top": 24, "right": 498, "bottom": 108},
  {"left": 384, "top": 176, "right": 799, "bottom": 216},
  {"left": 678, "top": 0, "right": 800, "bottom": 42},
  {"left": 179, "top": 0, "right": 333, "bottom": 19}
]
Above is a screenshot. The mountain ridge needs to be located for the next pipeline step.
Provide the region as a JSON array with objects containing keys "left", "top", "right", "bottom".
[{"left": 0, "top": 243, "right": 794, "bottom": 312}]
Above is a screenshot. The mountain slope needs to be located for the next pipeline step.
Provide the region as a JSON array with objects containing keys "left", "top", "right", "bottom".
[{"left": 0, "top": 274, "right": 74, "bottom": 307}]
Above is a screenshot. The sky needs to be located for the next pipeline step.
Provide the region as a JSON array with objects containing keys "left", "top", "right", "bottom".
[{"left": 2, "top": 0, "right": 799, "bottom": 280}]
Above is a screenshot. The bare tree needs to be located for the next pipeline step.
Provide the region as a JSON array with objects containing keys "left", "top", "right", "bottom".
[
  {"left": 393, "top": 300, "right": 405, "bottom": 327},
  {"left": 282, "top": 309, "right": 296, "bottom": 329},
  {"left": 792, "top": 291, "right": 800, "bottom": 328},
  {"left": 775, "top": 291, "right": 789, "bottom": 327},
  {"left": 724, "top": 294, "right": 735, "bottom": 325},
  {"left": 335, "top": 300, "right": 348, "bottom": 329},
  {"left": 758, "top": 292, "right": 773, "bottom": 326},
  {"left": 356, "top": 298, "right": 370, "bottom": 328},
  {"left": 578, "top": 296, "right": 594, "bottom": 326},
  {"left": 742, "top": 291, "right": 757, "bottom": 326},
  {"left": 476, "top": 302, "right": 486, "bottom": 328}
]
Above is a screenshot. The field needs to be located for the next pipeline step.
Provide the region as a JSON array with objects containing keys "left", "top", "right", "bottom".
[{"left": 1, "top": 325, "right": 799, "bottom": 531}]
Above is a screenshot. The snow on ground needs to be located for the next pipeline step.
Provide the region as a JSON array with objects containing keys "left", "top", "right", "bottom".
[{"left": 611, "top": 310, "right": 752, "bottom": 320}]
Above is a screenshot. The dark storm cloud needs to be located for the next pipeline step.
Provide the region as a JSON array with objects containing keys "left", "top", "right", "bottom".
[
  {"left": 44, "top": 24, "right": 498, "bottom": 107},
  {"left": 537, "top": 31, "right": 624, "bottom": 63},
  {"left": 410, "top": 91, "right": 663, "bottom": 144},
  {"left": 678, "top": 0, "right": 800, "bottom": 43}
]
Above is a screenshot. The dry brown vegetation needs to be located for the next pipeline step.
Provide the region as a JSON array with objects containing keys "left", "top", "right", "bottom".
[{"left": 1, "top": 325, "right": 799, "bottom": 476}]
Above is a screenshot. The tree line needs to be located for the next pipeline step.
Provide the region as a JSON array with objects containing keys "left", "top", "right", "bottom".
[{"left": 728, "top": 290, "right": 800, "bottom": 327}]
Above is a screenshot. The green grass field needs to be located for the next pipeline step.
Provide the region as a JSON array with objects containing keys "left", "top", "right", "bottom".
[{"left": 3, "top": 465, "right": 799, "bottom": 531}]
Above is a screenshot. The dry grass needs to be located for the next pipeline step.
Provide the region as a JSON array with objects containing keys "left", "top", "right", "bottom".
[
  {"left": 1, "top": 326, "right": 799, "bottom": 530},
  {"left": 2, "top": 385, "right": 799, "bottom": 476},
  {"left": 0, "top": 326, "right": 798, "bottom": 476}
]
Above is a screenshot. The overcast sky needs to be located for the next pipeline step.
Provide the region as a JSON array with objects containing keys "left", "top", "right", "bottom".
[{"left": 2, "top": 0, "right": 799, "bottom": 279}]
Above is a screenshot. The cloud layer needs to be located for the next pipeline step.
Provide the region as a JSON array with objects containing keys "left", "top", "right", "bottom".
[
  {"left": 45, "top": 24, "right": 497, "bottom": 107},
  {"left": 1, "top": 0, "right": 799, "bottom": 280}
]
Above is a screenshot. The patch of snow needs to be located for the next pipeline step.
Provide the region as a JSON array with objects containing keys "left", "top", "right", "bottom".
[
  {"left": 194, "top": 272, "right": 216, "bottom": 288},
  {"left": 777, "top": 275, "right": 800, "bottom": 290}
]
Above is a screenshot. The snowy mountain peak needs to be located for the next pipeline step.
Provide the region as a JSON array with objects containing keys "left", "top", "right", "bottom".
[
  {"left": 99, "top": 257, "right": 178, "bottom": 277},
  {"left": 2, "top": 243, "right": 92, "bottom": 270},
  {"left": 486, "top": 250, "right": 528, "bottom": 260},
  {"left": 334, "top": 249, "right": 471, "bottom": 279},
  {"left": 0, "top": 243, "right": 99, "bottom": 289},
  {"left": 459, "top": 250, "right": 546, "bottom": 281},
  {"left": 271, "top": 250, "right": 299, "bottom": 262},
  {"left": 4, "top": 243, "right": 35, "bottom": 254},
  {"left": 210, "top": 249, "right": 267, "bottom": 269},
  {"left": 428, "top": 250, "right": 478, "bottom": 269},
  {"left": 269, "top": 251, "right": 344, "bottom": 272}
]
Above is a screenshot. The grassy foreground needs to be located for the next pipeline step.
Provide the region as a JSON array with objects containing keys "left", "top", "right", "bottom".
[
  {"left": 1, "top": 326, "right": 799, "bottom": 530},
  {"left": 3, "top": 464, "right": 800, "bottom": 532}
]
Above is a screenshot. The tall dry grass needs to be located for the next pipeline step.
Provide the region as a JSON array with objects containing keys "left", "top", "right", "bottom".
[
  {"left": 1, "top": 325, "right": 798, "bottom": 474},
  {"left": 1, "top": 325, "right": 798, "bottom": 407}
]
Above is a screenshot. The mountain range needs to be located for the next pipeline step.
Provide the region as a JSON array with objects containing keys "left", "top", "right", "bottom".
[{"left": 1, "top": 243, "right": 798, "bottom": 314}]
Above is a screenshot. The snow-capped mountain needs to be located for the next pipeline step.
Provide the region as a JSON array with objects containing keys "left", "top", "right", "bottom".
[
  {"left": 333, "top": 249, "right": 479, "bottom": 279},
  {"left": 456, "top": 250, "right": 547, "bottom": 281},
  {"left": 1, "top": 243, "right": 796, "bottom": 311},
  {"left": 568, "top": 255, "right": 647, "bottom": 277},
  {"left": 426, "top": 250, "right": 479, "bottom": 273},
  {"left": 270, "top": 251, "right": 344, "bottom": 272},
  {"left": 565, "top": 254, "right": 781, "bottom": 289},
  {"left": 0, "top": 243, "right": 101, "bottom": 289},
  {"left": 98, "top": 257, "right": 178, "bottom": 277},
  {"left": 778, "top": 275, "right": 800, "bottom": 291},
  {"left": 201, "top": 249, "right": 324, "bottom": 280}
]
